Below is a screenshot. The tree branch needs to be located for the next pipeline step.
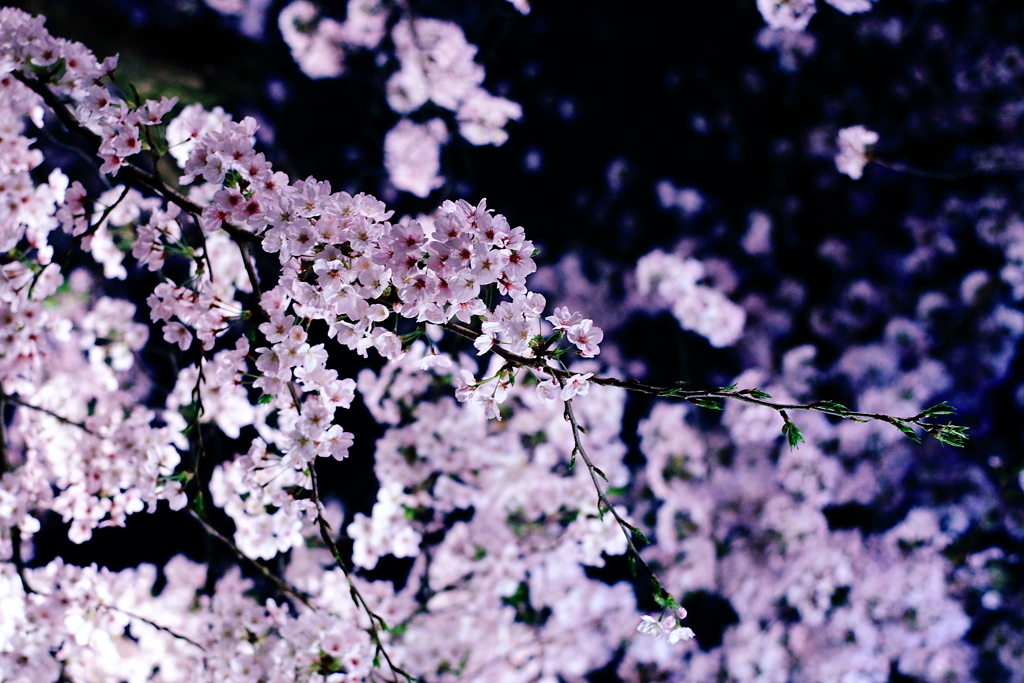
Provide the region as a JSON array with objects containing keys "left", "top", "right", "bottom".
[
  {"left": 438, "top": 320, "right": 965, "bottom": 446},
  {"left": 187, "top": 506, "right": 314, "bottom": 609},
  {"left": 12, "top": 70, "right": 259, "bottom": 245}
]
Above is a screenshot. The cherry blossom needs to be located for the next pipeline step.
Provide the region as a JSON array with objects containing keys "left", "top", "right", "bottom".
[
  {"left": 0, "top": 8, "right": 998, "bottom": 683},
  {"left": 835, "top": 124, "right": 880, "bottom": 180}
]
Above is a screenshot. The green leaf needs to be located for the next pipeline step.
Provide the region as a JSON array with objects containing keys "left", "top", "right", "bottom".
[
  {"left": 224, "top": 169, "right": 243, "bottom": 189},
  {"left": 814, "top": 400, "right": 851, "bottom": 415},
  {"left": 501, "top": 581, "right": 529, "bottom": 609},
  {"left": 387, "top": 621, "right": 409, "bottom": 636},
  {"left": 652, "top": 589, "right": 680, "bottom": 611},
  {"left": 918, "top": 402, "right": 956, "bottom": 419},
  {"left": 593, "top": 466, "right": 608, "bottom": 481},
  {"left": 934, "top": 423, "right": 968, "bottom": 448},
  {"left": 127, "top": 82, "right": 142, "bottom": 108},
  {"left": 631, "top": 527, "right": 649, "bottom": 545},
  {"left": 689, "top": 398, "right": 723, "bottom": 410},
  {"left": 627, "top": 553, "right": 638, "bottom": 577},
  {"left": 718, "top": 384, "right": 738, "bottom": 392},
  {"left": 893, "top": 420, "right": 922, "bottom": 444},
  {"left": 569, "top": 448, "right": 577, "bottom": 469},
  {"left": 148, "top": 124, "right": 169, "bottom": 157},
  {"left": 258, "top": 394, "right": 273, "bottom": 405},
  {"left": 28, "top": 57, "right": 63, "bottom": 81},
  {"left": 781, "top": 421, "right": 804, "bottom": 450},
  {"left": 744, "top": 388, "right": 773, "bottom": 399}
]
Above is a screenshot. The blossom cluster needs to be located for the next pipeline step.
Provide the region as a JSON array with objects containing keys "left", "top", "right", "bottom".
[
  {"left": 271, "top": 0, "right": 523, "bottom": 196},
  {"left": 834, "top": 125, "right": 879, "bottom": 180},
  {"left": 0, "top": 555, "right": 376, "bottom": 683},
  {"left": 341, "top": 343, "right": 637, "bottom": 680},
  {"left": 0, "top": 9, "right": 177, "bottom": 179},
  {"left": 0, "top": 10, "right": 633, "bottom": 680},
  {"left": 634, "top": 249, "right": 746, "bottom": 348},
  {"left": 754, "top": 0, "right": 875, "bottom": 70},
  {"left": 3, "top": 0, "right": 605, "bottom": 531},
  {"left": 756, "top": 0, "right": 874, "bottom": 33},
  {"left": 278, "top": 0, "right": 387, "bottom": 80}
]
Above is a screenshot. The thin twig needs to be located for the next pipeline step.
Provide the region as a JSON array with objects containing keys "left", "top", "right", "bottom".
[
  {"left": 10, "top": 527, "right": 36, "bottom": 595},
  {"left": 187, "top": 506, "right": 314, "bottom": 609},
  {"left": 237, "top": 240, "right": 263, "bottom": 301},
  {"left": 188, "top": 357, "right": 207, "bottom": 511},
  {"left": 873, "top": 157, "right": 1024, "bottom": 181},
  {"left": 0, "top": 397, "right": 6, "bottom": 476},
  {"left": 438, "top": 320, "right": 959, "bottom": 443},
  {"left": 560, "top": 393, "right": 670, "bottom": 604},
  {"left": 308, "top": 466, "right": 417, "bottom": 683},
  {"left": 1, "top": 395, "right": 37, "bottom": 595},
  {"left": 2, "top": 394, "right": 94, "bottom": 435},
  {"left": 101, "top": 604, "right": 205, "bottom": 650}
]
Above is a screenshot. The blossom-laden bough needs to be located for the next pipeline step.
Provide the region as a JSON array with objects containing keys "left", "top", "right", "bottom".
[{"left": 0, "top": 8, "right": 971, "bottom": 683}]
